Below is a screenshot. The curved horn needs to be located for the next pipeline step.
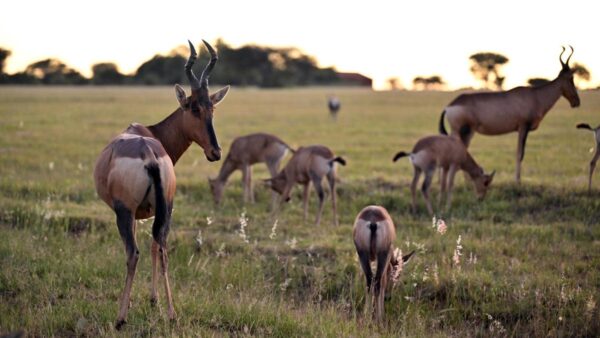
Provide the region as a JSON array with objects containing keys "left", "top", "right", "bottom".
[
  {"left": 185, "top": 40, "right": 200, "bottom": 90},
  {"left": 200, "top": 39, "right": 218, "bottom": 92},
  {"left": 490, "top": 170, "right": 496, "bottom": 178},
  {"left": 559, "top": 46, "right": 566, "bottom": 66},
  {"left": 565, "top": 45, "right": 574, "bottom": 66}
]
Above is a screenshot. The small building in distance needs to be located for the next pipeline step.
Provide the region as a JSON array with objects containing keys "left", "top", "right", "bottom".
[{"left": 336, "top": 72, "right": 372, "bottom": 88}]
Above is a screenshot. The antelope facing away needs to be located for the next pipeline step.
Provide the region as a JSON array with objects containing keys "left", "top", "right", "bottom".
[
  {"left": 328, "top": 95, "right": 341, "bottom": 120},
  {"left": 209, "top": 133, "right": 293, "bottom": 205},
  {"left": 93, "top": 40, "right": 229, "bottom": 329},
  {"left": 439, "top": 46, "right": 580, "bottom": 183},
  {"left": 265, "top": 145, "right": 345, "bottom": 226},
  {"left": 353, "top": 206, "right": 415, "bottom": 322},
  {"left": 576, "top": 123, "right": 600, "bottom": 191},
  {"left": 393, "top": 135, "right": 494, "bottom": 215}
]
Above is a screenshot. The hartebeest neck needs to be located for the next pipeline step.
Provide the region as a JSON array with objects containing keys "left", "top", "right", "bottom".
[
  {"left": 147, "top": 109, "right": 192, "bottom": 165},
  {"left": 461, "top": 153, "right": 483, "bottom": 179},
  {"left": 215, "top": 156, "right": 237, "bottom": 183},
  {"left": 533, "top": 77, "right": 564, "bottom": 117}
]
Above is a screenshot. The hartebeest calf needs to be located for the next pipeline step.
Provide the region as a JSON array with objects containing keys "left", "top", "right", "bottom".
[
  {"left": 353, "top": 206, "right": 414, "bottom": 322},
  {"left": 393, "top": 135, "right": 494, "bottom": 215},
  {"left": 265, "top": 145, "right": 345, "bottom": 226},
  {"left": 93, "top": 40, "right": 229, "bottom": 329},
  {"left": 439, "top": 46, "right": 580, "bottom": 183},
  {"left": 209, "top": 133, "right": 293, "bottom": 205},
  {"left": 576, "top": 123, "right": 600, "bottom": 191}
]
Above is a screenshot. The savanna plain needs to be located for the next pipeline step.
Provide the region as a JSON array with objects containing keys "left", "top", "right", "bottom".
[{"left": 0, "top": 86, "right": 599, "bottom": 337}]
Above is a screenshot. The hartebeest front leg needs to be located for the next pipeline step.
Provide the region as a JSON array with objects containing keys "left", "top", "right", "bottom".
[
  {"left": 326, "top": 171, "right": 338, "bottom": 226},
  {"left": 114, "top": 202, "right": 138, "bottom": 330},
  {"left": 516, "top": 123, "right": 531, "bottom": 184},
  {"left": 302, "top": 183, "right": 310, "bottom": 222},
  {"left": 267, "top": 159, "right": 282, "bottom": 210},
  {"left": 589, "top": 147, "right": 600, "bottom": 191}
]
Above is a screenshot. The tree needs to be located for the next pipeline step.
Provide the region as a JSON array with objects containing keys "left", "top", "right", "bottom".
[
  {"left": 527, "top": 77, "right": 550, "bottom": 87},
  {"left": 571, "top": 62, "right": 591, "bottom": 87},
  {"left": 25, "top": 58, "right": 88, "bottom": 85},
  {"left": 469, "top": 52, "right": 509, "bottom": 90},
  {"left": 92, "top": 63, "right": 125, "bottom": 85},
  {"left": 387, "top": 77, "right": 401, "bottom": 90},
  {"left": 412, "top": 75, "right": 445, "bottom": 90},
  {"left": 0, "top": 48, "right": 11, "bottom": 83}
]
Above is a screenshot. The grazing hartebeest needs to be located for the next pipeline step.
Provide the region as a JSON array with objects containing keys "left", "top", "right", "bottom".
[
  {"left": 439, "top": 46, "right": 580, "bottom": 183},
  {"left": 353, "top": 206, "right": 414, "bottom": 322},
  {"left": 265, "top": 145, "right": 345, "bottom": 226},
  {"left": 393, "top": 135, "right": 494, "bottom": 215},
  {"left": 93, "top": 40, "right": 229, "bottom": 329},
  {"left": 208, "top": 133, "right": 293, "bottom": 205},
  {"left": 328, "top": 95, "right": 341, "bottom": 120},
  {"left": 576, "top": 123, "right": 600, "bottom": 191}
]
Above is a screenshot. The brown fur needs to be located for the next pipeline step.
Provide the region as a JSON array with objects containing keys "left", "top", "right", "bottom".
[
  {"left": 394, "top": 135, "right": 494, "bottom": 215},
  {"left": 266, "top": 145, "right": 344, "bottom": 226}
]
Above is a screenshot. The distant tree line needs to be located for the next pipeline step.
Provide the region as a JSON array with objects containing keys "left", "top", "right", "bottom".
[{"left": 0, "top": 40, "right": 341, "bottom": 87}]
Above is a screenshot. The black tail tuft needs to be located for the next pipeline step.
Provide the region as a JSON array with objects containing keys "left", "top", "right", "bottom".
[
  {"left": 146, "top": 163, "right": 168, "bottom": 246},
  {"left": 577, "top": 123, "right": 593, "bottom": 131},
  {"left": 393, "top": 151, "right": 409, "bottom": 162},
  {"left": 369, "top": 222, "right": 377, "bottom": 259},
  {"left": 439, "top": 110, "right": 448, "bottom": 135},
  {"left": 332, "top": 156, "right": 346, "bottom": 166}
]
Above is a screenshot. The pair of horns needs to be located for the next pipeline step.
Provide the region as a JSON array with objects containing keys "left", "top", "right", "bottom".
[
  {"left": 185, "top": 40, "right": 218, "bottom": 91},
  {"left": 559, "top": 45, "right": 574, "bottom": 67}
]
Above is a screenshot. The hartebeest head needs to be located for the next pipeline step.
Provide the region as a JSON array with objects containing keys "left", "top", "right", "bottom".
[
  {"left": 557, "top": 45, "right": 580, "bottom": 108},
  {"left": 174, "top": 40, "right": 230, "bottom": 162}
]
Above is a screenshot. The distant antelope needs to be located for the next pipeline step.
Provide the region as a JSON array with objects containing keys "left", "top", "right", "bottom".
[
  {"left": 328, "top": 95, "right": 341, "bottom": 120},
  {"left": 209, "top": 133, "right": 293, "bottom": 205},
  {"left": 93, "top": 40, "right": 229, "bottom": 329},
  {"left": 576, "top": 123, "right": 600, "bottom": 191},
  {"left": 439, "top": 46, "right": 580, "bottom": 183},
  {"left": 265, "top": 145, "right": 345, "bottom": 226},
  {"left": 353, "top": 206, "right": 415, "bottom": 322},
  {"left": 393, "top": 135, "right": 494, "bottom": 215}
]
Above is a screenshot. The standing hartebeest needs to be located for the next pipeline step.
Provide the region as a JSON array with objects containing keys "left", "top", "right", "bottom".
[
  {"left": 439, "top": 46, "right": 580, "bottom": 183},
  {"left": 208, "top": 133, "right": 293, "bottom": 205},
  {"left": 393, "top": 135, "right": 494, "bottom": 215},
  {"left": 93, "top": 40, "right": 229, "bottom": 329},
  {"left": 353, "top": 206, "right": 414, "bottom": 322},
  {"left": 328, "top": 95, "right": 341, "bottom": 120},
  {"left": 576, "top": 123, "right": 600, "bottom": 191}
]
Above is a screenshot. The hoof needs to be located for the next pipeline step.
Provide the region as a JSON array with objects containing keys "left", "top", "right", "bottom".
[
  {"left": 150, "top": 297, "right": 158, "bottom": 307},
  {"left": 115, "top": 319, "right": 127, "bottom": 330}
]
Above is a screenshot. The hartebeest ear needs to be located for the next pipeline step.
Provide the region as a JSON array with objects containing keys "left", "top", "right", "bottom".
[
  {"left": 210, "top": 86, "right": 230, "bottom": 106},
  {"left": 402, "top": 250, "right": 416, "bottom": 264},
  {"left": 263, "top": 178, "right": 273, "bottom": 187},
  {"left": 174, "top": 84, "right": 188, "bottom": 108}
]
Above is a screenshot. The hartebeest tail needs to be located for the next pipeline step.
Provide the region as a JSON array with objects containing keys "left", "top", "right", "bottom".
[
  {"left": 94, "top": 39, "right": 229, "bottom": 329},
  {"left": 576, "top": 123, "right": 600, "bottom": 191},
  {"left": 438, "top": 46, "right": 580, "bottom": 183},
  {"left": 393, "top": 135, "right": 494, "bottom": 215},
  {"left": 331, "top": 156, "right": 346, "bottom": 166},
  {"left": 353, "top": 206, "right": 414, "bottom": 322}
]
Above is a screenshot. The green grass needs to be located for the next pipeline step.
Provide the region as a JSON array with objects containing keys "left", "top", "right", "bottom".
[{"left": 1, "top": 86, "right": 599, "bottom": 337}]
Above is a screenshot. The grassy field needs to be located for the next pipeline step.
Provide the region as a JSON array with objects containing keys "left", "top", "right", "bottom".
[{"left": 0, "top": 86, "right": 599, "bottom": 337}]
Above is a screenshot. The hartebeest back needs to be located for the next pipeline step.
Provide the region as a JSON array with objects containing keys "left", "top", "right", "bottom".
[
  {"left": 439, "top": 46, "right": 580, "bottom": 183},
  {"left": 93, "top": 40, "right": 229, "bottom": 329},
  {"left": 353, "top": 206, "right": 414, "bottom": 322},
  {"left": 576, "top": 123, "right": 600, "bottom": 191},
  {"left": 209, "top": 133, "right": 293, "bottom": 205}
]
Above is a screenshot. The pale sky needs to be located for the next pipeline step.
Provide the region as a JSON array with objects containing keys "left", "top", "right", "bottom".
[{"left": 1, "top": 0, "right": 598, "bottom": 90}]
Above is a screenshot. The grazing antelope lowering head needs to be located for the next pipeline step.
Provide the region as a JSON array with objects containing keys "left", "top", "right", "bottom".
[
  {"left": 439, "top": 46, "right": 580, "bottom": 184},
  {"left": 208, "top": 133, "right": 293, "bottom": 205},
  {"left": 353, "top": 206, "right": 415, "bottom": 322},
  {"left": 93, "top": 40, "right": 229, "bottom": 330},
  {"left": 393, "top": 135, "right": 494, "bottom": 215},
  {"left": 576, "top": 123, "right": 600, "bottom": 191},
  {"left": 265, "top": 145, "right": 346, "bottom": 226}
]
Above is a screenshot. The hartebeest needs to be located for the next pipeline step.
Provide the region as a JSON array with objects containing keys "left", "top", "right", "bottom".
[
  {"left": 93, "top": 40, "right": 229, "bottom": 329},
  {"left": 576, "top": 123, "right": 600, "bottom": 191},
  {"left": 265, "top": 145, "right": 345, "bottom": 226},
  {"left": 439, "top": 46, "right": 580, "bottom": 183},
  {"left": 393, "top": 135, "right": 494, "bottom": 215},
  {"left": 353, "top": 206, "right": 414, "bottom": 322},
  {"left": 328, "top": 95, "right": 341, "bottom": 120},
  {"left": 209, "top": 133, "right": 293, "bottom": 205}
]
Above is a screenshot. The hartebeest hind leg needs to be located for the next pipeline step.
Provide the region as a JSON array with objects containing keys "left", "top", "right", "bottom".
[
  {"left": 310, "top": 172, "right": 326, "bottom": 226},
  {"left": 374, "top": 250, "right": 391, "bottom": 322},
  {"left": 150, "top": 240, "right": 159, "bottom": 306},
  {"left": 421, "top": 168, "right": 435, "bottom": 215},
  {"left": 356, "top": 249, "right": 373, "bottom": 317},
  {"left": 302, "top": 183, "right": 310, "bottom": 222},
  {"left": 410, "top": 167, "right": 422, "bottom": 213},
  {"left": 326, "top": 171, "right": 338, "bottom": 226},
  {"left": 516, "top": 124, "right": 531, "bottom": 184},
  {"left": 114, "top": 201, "right": 139, "bottom": 330},
  {"left": 445, "top": 165, "right": 458, "bottom": 210},
  {"left": 158, "top": 204, "right": 176, "bottom": 321},
  {"left": 438, "top": 167, "right": 448, "bottom": 208},
  {"left": 242, "top": 164, "right": 254, "bottom": 203},
  {"left": 589, "top": 148, "right": 600, "bottom": 191}
]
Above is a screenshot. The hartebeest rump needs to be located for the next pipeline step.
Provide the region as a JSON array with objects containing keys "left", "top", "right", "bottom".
[
  {"left": 265, "top": 145, "right": 345, "bottom": 226},
  {"left": 209, "top": 133, "right": 293, "bottom": 205},
  {"left": 439, "top": 46, "right": 580, "bottom": 183},
  {"left": 576, "top": 123, "right": 600, "bottom": 191},
  {"left": 353, "top": 206, "right": 414, "bottom": 322},
  {"left": 393, "top": 135, "right": 494, "bottom": 215},
  {"left": 93, "top": 40, "right": 229, "bottom": 329}
]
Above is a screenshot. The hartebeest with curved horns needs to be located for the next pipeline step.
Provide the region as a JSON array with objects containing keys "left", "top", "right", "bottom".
[
  {"left": 439, "top": 46, "right": 580, "bottom": 183},
  {"left": 93, "top": 40, "right": 229, "bottom": 329},
  {"left": 576, "top": 123, "right": 600, "bottom": 191}
]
